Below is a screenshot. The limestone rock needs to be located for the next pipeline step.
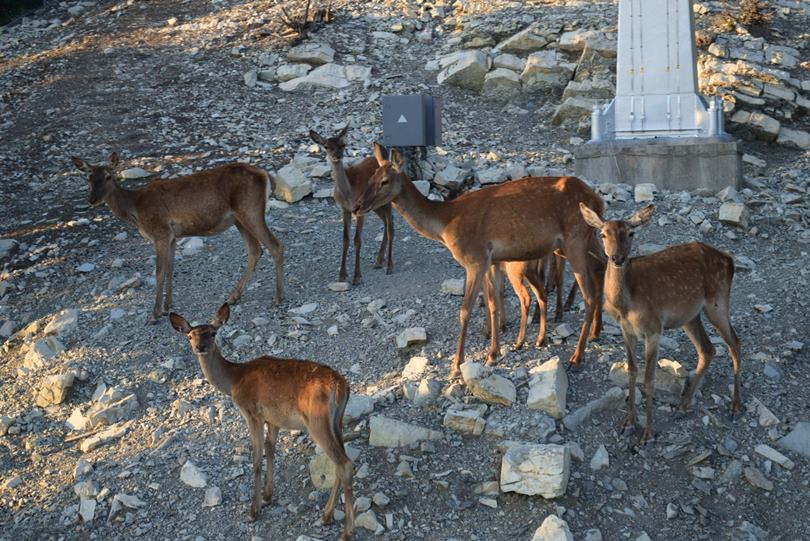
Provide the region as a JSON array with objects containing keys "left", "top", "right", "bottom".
[
  {"left": 396, "top": 327, "right": 427, "bottom": 349},
  {"left": 754, "top": 444, "right": 794, "bottom": 470},
  {"left": 44, "top": 309, "right": 79, "bottom": 337},
  {"left": 443, "top": 407, "right": 486, "bottom": 435},
  {"left": 434, "top": 165, "right": 468, "bottom": 189},
  {"left": 590, "top": 444, "right": 609, "bottom": 470},
  {"left": 344, "top": 395, "right": 374, "bottom": 423},
  {"left": 482, "top": 68, "right": 521, "bottom": 98},
  {"left": 274, "top": 164, "right": 312, "bottom": 202},
  {"left": 79, "top": 422, "right": 130, "bottom": 453},
  {"left": 552, "top": 97, "right": 595, "bottom": 125},
  {"left": 436, "top": 50, "right": 490, "bottom": 91},
  {"left": 496, "top": 27, "right": 549, "bottom": 53},
  {"left": 608, "top": 360, "right": 687, "bottom": 403},
  {"left": 778, "top": 422, "right": 810, "bottom": 459},
  {"left": 562, "top": 387, "right": 631, "bottom": 431},
  {"left": 521, "top": 51, "right": 576, "bottom": 90},
  {"left": 368, "top": 416, "right": 442, "bottom": 447},
  {"left": 777, "top": 127, "right": 810, "bottom": 150},
  {"left": 461, "top": 362, "right": 516, "bottom": 407},
  {"left": 402, "top": 378, "right": 442, "bottom": 407},
  {"left": 493, "top": 53, "right": 526, "bottom": 72},
  {"left": 276, "top": 63, "right": 312, "bottom": 82},
  {"left": 287, "top": 42, "right": 334, "bottom": 65},
  {"left": 180, "top": 461, "right": 207, "bottom": 488},
  {"left": 355, "top": 509, "right": 384, "bottom": 534},
  {"left": 108, "top": 493, "right": 146, "bottom": 521},
  {"left": 203, "top": 486, "right": 222, "bottom": 507},
  {"left": 280, "top": 64, "right": 370, "bottom": 92},
  {"left": 730, "top": 110, "right": 780, "bottom": 142},
  {"left": 23, "top": 337, "right": 63, "bottom": 370},
  {"left": 475, "top": 167, "right": 507, "bottom": 185},
  {"left": 719, "top": 202, "right": 750, "bottom": 228},
  {"left": 527, "top": 357, "right": 568, "bottom": 419},
  {"left": 119, "top": 167, "right": 150, "bottom": 179},
  {"left": 440, "top": 279, "right": 465, "bottom": 296},
  {"left": 532, "top": 515, "right": 574, "bottom": 541},
  {"left": 500, "top": 444, "right": 570, "bottom": 498},
  {"left": 412, "top": 180, "right": 430, "bottom": 196},
  {"left": 35, "top": 373, "right": 75, "bottom": 407},
  {"left": 561, "top": 79, "right": 614, "bottom": 101},
  {"left": 634, "top": 183, "right": 657, "bottom": 202}
]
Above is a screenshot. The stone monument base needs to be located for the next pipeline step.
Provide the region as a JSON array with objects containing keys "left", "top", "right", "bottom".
[{"left": 574, "top": 136, "right": 741, "bottom": 192}]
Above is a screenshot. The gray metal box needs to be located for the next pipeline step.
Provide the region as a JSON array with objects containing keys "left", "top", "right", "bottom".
[{"left": 382, "top": 94, "right": 442, "bottom": 147}]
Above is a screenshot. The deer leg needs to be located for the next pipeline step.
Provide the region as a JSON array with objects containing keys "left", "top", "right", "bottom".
[
  {"left": 163, "top": 238, "right": 176, "bottom": 314},
  {"left": 352, "top": 214, "right": 364, "bottom": 285},
  {"left": 507, "top": 268, "right": 531, "bottom": 350},
  {"left": 384, "top": 206, "right": 394, "bottom": 275},
  {"left": 564, "top": 241, "right": 595, "bottom": 369},
  {"left": 704, "top": 304, "right": 743, "bottom": 417},
  {"left": 678, "top": 315, "right": 715, "bottom": 413},
  {"left": 263, "top": 425, "right": 279, "bottom": 503},
  {"left": 339, "top": 210, "right": 350, "bottom": 283},
  {"left": 241, "top": 215, "right": 285, "bottom": 304},
  {"left": 554, "top": 253, "right": 565, "bottom": 321},
  {"left": 642, "top": 334, "right": 660, "bottom": 444},
  {"left": 484, "top": 266, "right": 502, "bottom": 365},
  {"left": 564, "top": 282, "right": 578, "bottom": 311},
  {"left": 620, "top": 326, "right": 639, "bottom": 435},
  {"left": 373, "top": 208, "right": 386, "bottom": 269},
  {"left": 311, "top": 416, "right": 353, "bottom": 539},
  {"left": 149, "top": 240, "right": 171, "bottom": 324},
  {"left": 483, "top": 266, "right": 496, "bottom": 339},
  {"left": 229, "top": 224, "right": 261, "bottom": 305},
  {"left": 245, "top": 415, "right": 265, "bottom": 522},
  {"left": 524, "top": 267, "right": 547, "bottom": 348},
  {"left": 586, "top": 255, "right": 604, "bottom": 340},
  {"left": 451, "top": 266, "right": 485, "bottom": 378}
]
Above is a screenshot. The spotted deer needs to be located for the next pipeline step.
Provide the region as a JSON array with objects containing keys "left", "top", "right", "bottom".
[
  {"left": 72, "top": 152, "right": 284, "bottom": 323},
  {"left": 355, "top": 143, "right": 605, "bottom": 377},
  {"left": 309, "top": 126, "right": 394, "bottom": 284},
  {"left": 170, "top": 303, "right": 354, "bottom": 539},
  {"left": 580, "top": 203, "right": 742, "bottom": 443}
]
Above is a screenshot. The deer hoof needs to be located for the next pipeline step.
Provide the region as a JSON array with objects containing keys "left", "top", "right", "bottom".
[
  {"left": 247, "top": 507, "right": 258, "bottom": 523},
  {"left": 386, "top": 267, "right": 393, "bottom": 275},
  {"left": 620, "top": 416, "right": 636, "bottom": 436},
  {"left": 321, "top": 512, "right": 334, "bottom": 525},
  {"left": 640, "top": 428, "right": 656, "bottom": 445}
]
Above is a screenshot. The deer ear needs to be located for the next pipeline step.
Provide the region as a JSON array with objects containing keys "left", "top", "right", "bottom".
[
  {"left": 109, "top": 152, "right": 119, "bottom": 167},
  {"left": 372, "top": 142, "right": 387, "bottom": 166},
  {"left": 72, "top": 157, "right": 90, "bottom": 172},
  {"left": 391, "top": 149, "right": 405, "bottom": 172},
  {"left": 211, "top": 303, "right": 230, "bottom": 328},
  {"left": 169, "top": 313, "right": 191, "bottom": 334},
  {"left": 579, "top": 202, "right": 604, "bottom": 229},
  {"left": 627, "top": 204, "right": 654, "bottom": 227},
  {"left": 337, "top": 124, "right": 349, "bottom": 140},
  {"left": 309, "top": 130, "right": 324, "bottom": 145}
]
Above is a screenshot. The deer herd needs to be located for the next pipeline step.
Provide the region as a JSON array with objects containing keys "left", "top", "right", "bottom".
[{"left": 72, "top": 127, "right": 743, "bottom": 539}]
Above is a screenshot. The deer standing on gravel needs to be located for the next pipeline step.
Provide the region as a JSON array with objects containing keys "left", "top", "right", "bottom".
[
  {"left": 355, "top": 143, "right": 605, "bottom": 377},
  {"left": 72, "top": 152, "right": 284, "bottom": 323},
  {"left": 170, "top": 303, "right": 354, "bottom": 540},
  {"left": 580, "top": 203, "right": 743, "bottom": 443},
  {"left": 309, "top": 126, "right": 394, "bottom": 284}
]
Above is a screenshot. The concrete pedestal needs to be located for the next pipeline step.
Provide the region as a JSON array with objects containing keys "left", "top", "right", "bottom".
[{"left": 574, "top": 136, "right": 741, "bottom": 192}]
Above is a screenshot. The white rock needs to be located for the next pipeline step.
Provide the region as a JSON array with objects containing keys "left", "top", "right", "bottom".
[
  {"left": 440, "top": 278, "right": 465, "bottom": 296},
  {"left": 496, "top": 27, "right": 549, "bottom": 53},
  {"left": 584, "top": 529, "right": 603, "bottom": 541},
  {"left": 276, "top": 63, "right": 312, "bottom": 82},
  {"left": 401, "top": 356, "right": 430, "bottom": 380},
  {"left": 274, "top": 164, "right": 312, "bottom": 202},
  {"left": 287, "top": 42, "right": 335, "bottom": 65},
  {"left": 327, "top": 281, "right": 350, "bottom": 292},
  {"left": 79, "top": 498, "right": 96, "bottom": 522},
  {"left": 590, "top": 444, "right": 609, "bottom": 470},
  {"left": 180, "top": 461, "right": 207, "bottom": 488},
  {"left": 777, "top": 127, "right": 810, "bottom": 150},
  {"left": 527, "top": 357, "right": 568, "bottom": 419},
  {"left": 203, "top": 486, "right": 222, "bottom": 507},
  {"left": 309, "top": 445, "right": 361, "bottom": 489},
  {"left": 108, "top": 493, "right": 146, "bottom": 521},
  {"left": 77, "top": 263, "right": 95, "bottom": 273},
  {"left": 443, "top": 408, "right": 486, "bottom": 435},
  {"left": 23, "top": 338, "right": 62, "bottom": 370},
  {"left": 402, "top": 378, "right": 442, "bottom": 407},
  {"left": 554, "top": 323, "right": 573, "bottom": 339},
  {"left": 181, "top": 237, "right": 204, "bottom": 256},
  {"left": 119, "top": 167, "right": 150, "bottom": 179},
  {"left": 754, "top": 444, "right": 794, "bottom": 469},
  {"left": 368, "top": 416, "right": 442, "bottom": 447},
  {"left": 434, "top": 165, "right": 467, "bottom": 188},
  {"left": 493, "top": 53, "right": 526, "bottom": 72},
  {"left": 396, "top": 327, "right": 427, "bottom": 349},
  {"left": 778, "top": 422, "right": 810, "bottom": 459},
  {"left": 35, "top": 373, "right": 75, "bottom": 407},
  {"left": 355, "top": 509, "right": 384, "bottom": 534},
  {"left": 74, "top": 458, "right": 93, "bottom": 480},
  {"left": 718, "top": 202, "right": 750, "bottom": 228},
  {"left": 482, "top": 68, "right": 521, "bottom": 97},
  {"left": 436, "top": 50, "right": 490, "bottom": 91},
  {"left": 634, "top": 183, "right": 657, "bottom": 202},
  {"left": 500, "top": 444, "right": 570, "bottom": 497},
  {"left": 531, "top": 515, "right": 574, "bottom": 541},
  {"left": 521, "top": 51, "right": 576, "bottom": 89},
  {"left": 412, "top": 180, "right": 430, "bottom": 196},
  {"left": 461, "top": 362, "right": 516, "bottom": 407},
  {"left": 344, "top": 395, "right": 374, "bottom": 423},
  {"left": 475, "top": 167, "right": 507, "bottom": 185},
  {"left": 289, "top": 302, "right": 318, "bottom": 315},
  {"left": 44, "top": 308, "right": 79, "bottom": 337}
]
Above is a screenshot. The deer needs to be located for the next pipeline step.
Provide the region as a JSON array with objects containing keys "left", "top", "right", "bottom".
[
  {"left": 484, "top": 259, "right": 549, "bottom": 351},
  {"left": 170, "top": 303, "right": 354, "bottom": 540},
  {"left": 579, "top": 203, "right": 742, "bottom": 444},
  {"left": 309, "top": 126, "right": 394, "bottom": 284},
  {"left": 71, "top": 152, "right": 284, "bottom": 323},
  {"left": 355, "top": 143, "right": 605, "bottom": 378}
]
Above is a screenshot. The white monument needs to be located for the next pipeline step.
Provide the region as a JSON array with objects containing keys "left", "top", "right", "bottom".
[{"left": 576, "top": 0, "right": 740, "bottom": 191}]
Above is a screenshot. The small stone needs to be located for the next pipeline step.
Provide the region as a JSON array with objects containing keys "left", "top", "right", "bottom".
[
  {"left": 79, "top": 498, "right": 96, "bottom": 522},
  {"left": 531, "top": 515, "right": 574, "bottom": 541},
  {"left": 44, "top": 309, "right": 80, "bottom": 337},
  {"left": 119, "top": 167, "right": 150, "bottom": 179},
  {"left": 666, "top": 502, "right": 678, "bottom": 519},
  {"left": 79, "top": 422, "right": 130, "bottom": 452},
  {"left": 35, "top": 373, "right": 75, "bottom": 407},
  {"left": 443, "top": 408, "right": 486, "bottom": 435},
  {"left": 327, "top": 282, "right": 350, "bottom": 292},
  {"left": 274, "top": 165, "right": 312, "bottom": 203},
  {"left": 401, "top": 356, "right": 430, "bottom": 380},
  {"left": 289, "top": 302, "right": 318, "bottom": 315},
  {"left": 554, "top": 323, "right": 573, "bottom": 339},
  {"left": 107, "top": 493, "right": 146, "bottom": 521},
  {"left": 634, "top": 183, "right": 657, "bottom": 202},
  {"left": 344, "top": 395, "right": 374, "bottom": 423},
  {"left": 203, "top": 487, "right": 222, "bottom": 507},
  {"left": 754, "top": 444, "right": 794, "bottom": 470},
  {"left": 368, "top": 416, "right": 442, "bottom": 448},
  {"left": 355, "top": 509, "right": 384, "bottom": 534},
  {"left": 180, "top": 461, "right": 207, "bottom": 488},
  {"left": 461, "top": 362, "right": 516, "bottom": 407},
  {"left": 744, "top": 467, "right": 773, "bottom": 491},
  {"left": 778, "top": 422, "right": 810, "bottom": 459},
  {"left": 396, "top": 327, "right": 427, "bottom": 349},
  {"left": 436, "top": 50, "right": 489, "bottom": 91},
  {"left": 527, "top": 357, "right": 568, "bottom": 419},
  {"left": 500, "top": 444, "right": 570, "bottom": 498},
  {"left": 287, "top": 42, "right": 335, "bottom": 65},
  {"left": 395, "top": 460, "right": 413, "bottom": 477},
  {"left": 440, "top": 279, "right": 465, "bottom": 296},
  {"left": 583, "top": 530, "right": 603, "bottom": 541},
  {"left": 590, "top": 445, "right": 609, "bottom": 470},
  {"left": 372, "top": 492, "right": 390, "bottom": 507},
  {"left": 719, "top": 202, "right": 750, "bottom": 228}
]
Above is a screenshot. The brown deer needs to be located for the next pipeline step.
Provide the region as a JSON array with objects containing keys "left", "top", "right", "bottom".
[
  {"left": 579, "top": 203, "right": 742, "bottom": 443},
  {"left": 71, "top": 152, "right": 284, "bottom": 323},
  {"left": 170, "top": 303, "right": 354, "bottom": 539},
  {"left": 355, "top": 143, "right": 605, "bottom": 377},
  {"left": 309, "top": 126, "right": 394, "bottom": 284}
]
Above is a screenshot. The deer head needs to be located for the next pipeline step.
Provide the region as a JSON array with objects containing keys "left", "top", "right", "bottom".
[
  {"left": 309, "top": 125, "right": 349, "bottom": 163},
  {"left": 354, "top": 143, "right": 405, "bottom": 215},
  {"left": 580, "top": 203, "right": 654, "bottom": 267},
  {"left": 72, "top": 152, "right": 120, "bottom": 206},
  {"left": 169, "top": 303, "right": 230, "bottom": 355}
]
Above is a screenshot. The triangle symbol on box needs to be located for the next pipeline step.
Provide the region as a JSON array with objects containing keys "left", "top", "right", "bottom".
[{"left": 397, "top": 114, "right": 408, "bottom": 123}]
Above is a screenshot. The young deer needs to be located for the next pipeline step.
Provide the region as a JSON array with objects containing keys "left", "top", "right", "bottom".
[
  {"left": 580, "top": 203, "right": 742, "bottom": 443},
  {"left": 484, "top": 259, "right": 549, "bottom": 350},
  {"left": 355, "top": 143, "right": 605, "bottom": 377},
  {"left": 309, "top": 126, "right": 394, "bottom": 284},
  {"left": 170, "top": 303, "right": 354, "bottom": 539},
  {"left": 72, "top": 152, "right": 284, "bottom": 323}
]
